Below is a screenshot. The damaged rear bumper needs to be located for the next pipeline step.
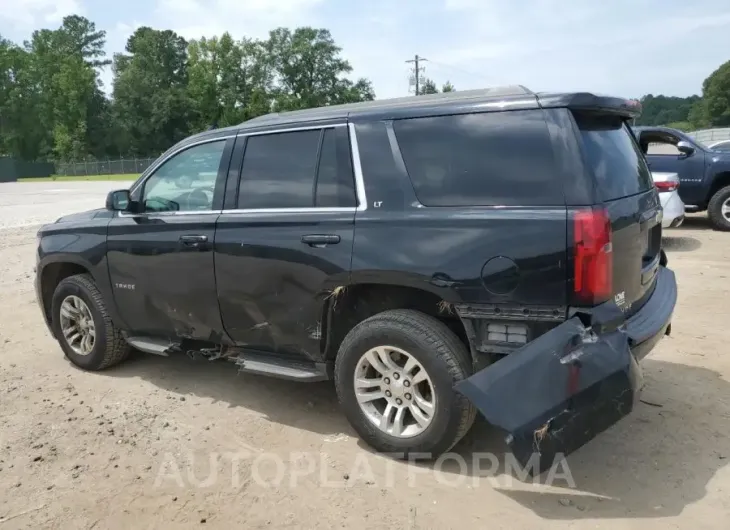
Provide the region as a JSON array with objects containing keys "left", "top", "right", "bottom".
[{"left": 455, "top": 266, "right": 677, "bottom": 474}]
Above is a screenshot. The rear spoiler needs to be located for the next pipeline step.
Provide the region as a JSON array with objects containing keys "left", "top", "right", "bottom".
[{"left": 537, "top": 93, "right": 642, "bottom": 119}]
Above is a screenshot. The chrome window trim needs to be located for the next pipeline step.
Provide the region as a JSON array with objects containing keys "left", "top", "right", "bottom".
[
  {"left": 119, "top": 209, "right": 221, "bottom": 218},
  {"left": 348, "top": 122, "right": 368, "bottom": 212},
  {"left": 223, "top": 207, "right": 357, "bottom": 215},
  {"left": 236, "top": 123, "right": 346, "bottom": 137},
  {"left": 128, "top": 134, "right": 237, "bottom": 196},
  {"left": 122, "top": 122, "right": 369, "bottom": 217}
]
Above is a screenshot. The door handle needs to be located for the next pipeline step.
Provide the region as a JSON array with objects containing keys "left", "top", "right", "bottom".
[
  {"left": 301, "top": 234, "right": 340, "bottom": 247},
  {"left": 179, "top": 235, "right": 208, "bottom": 248}
]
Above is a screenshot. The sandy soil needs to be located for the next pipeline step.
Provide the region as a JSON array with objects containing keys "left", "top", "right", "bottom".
[{"left": 0, "top": 185, "right": 728, "bottom": 529}]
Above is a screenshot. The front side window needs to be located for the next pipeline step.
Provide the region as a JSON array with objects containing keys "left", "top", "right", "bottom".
[{"left": 142, "top": 140, "right": 227, "bottom": 212}]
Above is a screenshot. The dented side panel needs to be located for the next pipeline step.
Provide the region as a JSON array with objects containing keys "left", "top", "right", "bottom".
[
  {"left": 214, "top": 210, "right": 355, "bottom": 361},
  {"left": 107, "top": 213, "right": 224, "bottom": 342}
]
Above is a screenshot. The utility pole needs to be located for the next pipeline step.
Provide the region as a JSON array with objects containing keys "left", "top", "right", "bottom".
[{"left": 406, "top": 54, "right": 427, "bottom": 95}]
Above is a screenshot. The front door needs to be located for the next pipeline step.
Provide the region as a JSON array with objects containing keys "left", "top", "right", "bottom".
[
  {"left": 215, "top": 125, "right": 357, "bottom": 360},
  {"left": 107, "top": 136, "right": 234, "bottom": 341},
  {"left": 640, "top": 131, "right": 706, "bottom": 205}
]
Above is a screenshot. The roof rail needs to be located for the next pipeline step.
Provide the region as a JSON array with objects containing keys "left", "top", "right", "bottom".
[{"left": 239, "top": 84, "right": 535, "bottom": 126}]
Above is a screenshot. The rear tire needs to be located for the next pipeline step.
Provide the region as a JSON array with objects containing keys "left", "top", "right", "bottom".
[
  {"left": 707, "top": 185, "right": 730, "bottom": 231},
  {"left": 334, "top": 309, "right": 476, "bottom": 459},
  {"left": 51, "top": 274, "right": 132, "bottom": 371}
]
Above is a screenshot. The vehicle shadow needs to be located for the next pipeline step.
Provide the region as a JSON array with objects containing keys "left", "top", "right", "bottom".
[
  {"left": 674, "top": 214, "right": 713, "bottom": 231},
  {"left": 662, "top": 235, "right": 702, "bottom": 252},
  {"left": 97, "top": 352, "right": 350, "bottom": 436},
  {"left": 421, "top": 358, "right": 730, "bottom": 519},
  {"left": 98, "top": 353, "right": 729, "bottom": 520}
]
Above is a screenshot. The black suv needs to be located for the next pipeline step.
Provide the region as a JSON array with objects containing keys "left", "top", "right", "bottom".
[{"left": 35, "top": 86, "right": 677, "bottom": 472}]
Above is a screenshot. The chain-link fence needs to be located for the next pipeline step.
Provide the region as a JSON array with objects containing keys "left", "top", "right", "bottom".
[{"left": 54, "top": 157, "right": 158, "bottom": 177}]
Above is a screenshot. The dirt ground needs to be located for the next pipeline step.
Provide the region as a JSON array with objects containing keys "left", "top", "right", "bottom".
[{"left": 1, "top": 185, "right": 729, "bottom": 528}]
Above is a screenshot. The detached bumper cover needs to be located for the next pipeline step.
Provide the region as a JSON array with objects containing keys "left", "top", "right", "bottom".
[{"left": 455, "top": 267, "right": 677, "bottom": 474}]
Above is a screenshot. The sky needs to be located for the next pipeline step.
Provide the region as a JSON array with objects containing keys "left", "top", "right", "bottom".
[{"left": 1, "top": 0, "right": 730, "bottom": 100}]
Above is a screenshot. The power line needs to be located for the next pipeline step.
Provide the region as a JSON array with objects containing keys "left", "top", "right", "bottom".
[{"left": 406, "top": 54, "right": 427, "bottom": 95}]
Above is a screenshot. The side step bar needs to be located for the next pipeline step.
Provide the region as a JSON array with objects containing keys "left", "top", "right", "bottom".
[
  {"left": 125, "top": 336, "right": 178, "bottom": 356},
  {"left": 235, "top": 350, "right": 330, "bottom": 382}
]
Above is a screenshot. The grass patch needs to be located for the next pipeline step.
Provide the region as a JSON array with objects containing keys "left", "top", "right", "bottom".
[{"left": 17, "top": 174, "right": 139, "bottom": 182}]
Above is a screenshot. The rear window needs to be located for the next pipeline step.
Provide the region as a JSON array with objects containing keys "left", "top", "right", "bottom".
[
  {"left": 393, "top": 110, "right": 563, "bottom": 207},
  {"left": 574, "top": 113, "right": 653, "bottom": 201}
]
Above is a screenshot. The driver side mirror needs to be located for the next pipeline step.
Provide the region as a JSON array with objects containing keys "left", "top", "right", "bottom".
[
  {"left": 677, "top": 141, "right": 695, "bottom": 157},
  {"left": 106, "top": 189, "right": 135, "bottom": 211}
]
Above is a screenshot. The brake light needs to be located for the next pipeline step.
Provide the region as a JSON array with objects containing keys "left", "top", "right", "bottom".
[
  {"left": 574, "top": 208, "right": 613, "bottom": 304},
  {"left": 654, "top": 180, "right": 678, "bottom": 192}
]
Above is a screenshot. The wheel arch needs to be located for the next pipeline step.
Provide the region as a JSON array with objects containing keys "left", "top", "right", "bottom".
[
  {"left": 321, "top": 282, "right": 476, "bottom": 365},
  {"left": 707, "top": 171, "right": 730, "bottom": 203}
]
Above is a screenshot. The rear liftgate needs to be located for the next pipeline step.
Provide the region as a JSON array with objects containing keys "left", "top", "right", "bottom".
[{"left": 455, "top": 304, "right": 643, "bottom": 475}]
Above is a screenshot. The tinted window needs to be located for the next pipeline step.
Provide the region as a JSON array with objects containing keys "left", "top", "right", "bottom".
[
  {"left": 238, "top": 130, "right": 321, "bottom": 209},
  {"left": 636, "top": 131, "right": 682, "bottom": 155},
  {"left": 142, "top": 140, "right": 226, "bottom": 212},
  {"left": 575, "top": 113, "right": 653, "bottom": 201},
  {"left": 315, "top": 128, "right": 356, "bottom": 207},
  {"left": 393, "top": 110, "right": 562, "bottom": 207}
]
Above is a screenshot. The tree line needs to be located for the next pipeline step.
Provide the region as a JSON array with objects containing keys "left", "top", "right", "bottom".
[
  {"left": 3, "top": 14, "right": 728, "bottom": 162},
  {"left": 0, "top": 15, "right": 376, "bottom": 162},
  {"left": 635, "top": 59, "right": 730, "bottom": 130}
]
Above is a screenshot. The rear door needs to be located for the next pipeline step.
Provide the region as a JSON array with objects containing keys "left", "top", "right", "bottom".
[
  {"left": 214, "top": 124, "right": 357, "bottom": 360},
  {"left": 573, "top": 112, "right": 660, "bottom": 316}
]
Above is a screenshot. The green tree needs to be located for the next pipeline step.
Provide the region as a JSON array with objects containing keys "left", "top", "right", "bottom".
[
  {"left": 265, "top": 27, "right": 374, "bottom": 111},
  {"left": 635, "top": 94, "right": 700, "bottom": 127},
  {"left": 691, "top": 60, "right": 730, "bottom": 128},
  {"left": 23, "top": 16, "right": 111, "bottom": 160},
  {"left": 112, "top": 27, "right": 193, "bottom": 155},
  {"left": 0, "top": 37, "right": 45, "bottom": 158},
  {"left": 418, "top": 78, "right": 438, "bottom": 95},
  {"left": 187, "top": 33, "right": 276, "bottom": 129},
  {"left": 2, "top": 18, "right": 377, "bottom": 160},
  {"left": 442, "top": 81, "right": 455, "bottom": 93}
]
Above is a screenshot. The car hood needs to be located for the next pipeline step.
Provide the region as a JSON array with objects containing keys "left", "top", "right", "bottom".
[{"left": 55, "top": 208, "right": 113, "bottom": 223}]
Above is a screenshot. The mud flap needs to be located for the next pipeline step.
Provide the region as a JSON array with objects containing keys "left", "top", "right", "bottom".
[{"left": 454, "top": 317, "right": 642, "bottom": 475}]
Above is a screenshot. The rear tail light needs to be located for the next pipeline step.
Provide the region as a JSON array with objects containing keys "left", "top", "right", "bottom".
[
  {"left": 574, "top": 207, "right": 613, "bottom": 305},
  {"left": 654, "top": 180, "right": 679, "bottom": 192}
]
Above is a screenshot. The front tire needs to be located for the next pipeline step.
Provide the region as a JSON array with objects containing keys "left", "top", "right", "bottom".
[
  {"left": 334, "top": 309, "right": 476, "bottom": 459},
  {"left": 707, "top": 185, "right": 730, "bottom": 231},
  {"left": 51, "top": 274, "right": 131, "bottom": 370}
]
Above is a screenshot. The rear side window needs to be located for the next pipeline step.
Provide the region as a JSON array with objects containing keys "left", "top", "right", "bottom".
[
  {"left": 237, "top": 128, "right": 356, "bottom": 209},
  {"left": 315, "top": 128, "right": 356, "bottom": 207},
  {"left": 574, "top": 113, "right": 653, "bottom": 201},
  {"left": 393, "top": 110, "right": 563, "bottom": 207},
  {"left": 238, "top": 130, "right": 320, "bottom": 209}
]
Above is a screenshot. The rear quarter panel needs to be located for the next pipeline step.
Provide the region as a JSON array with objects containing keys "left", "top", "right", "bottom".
[{"left": 349, "top": 119, "right": 568, "bottom": 310}]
